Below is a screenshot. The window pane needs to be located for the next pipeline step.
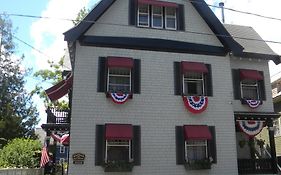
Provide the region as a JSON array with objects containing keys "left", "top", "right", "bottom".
[
  {"left": 108, "top": 68, "right": 131, "bottom": 93},
  {"left": 107, "top": 146, "right": 129, "bottom": 162},
  {"left": 184, "top": 72, "right": 204, "bottom": 96},
  {"left": 242, "top": 85, "right": 258, "bottom": 99},
  {"left": 166, "top": 18, "right": 176, "bottom": 29},
  {"left": 139, "top": 14, "right": 149, "bottom": 26},
  {"left": 185, "top": 72, "right": 203, "bottom": 79},
  {"left": 166, "top": 7, "right": 176, "bottom": 16},
  {"left": 139, "top": 4, "right": 149, "bottom": 13},
  {"left": 153, "top": 6, "right": 162, "bottom": 15},
  {"left": 186, "top": 140, "right": 207, "bottom": 161},
  {"left": 153, "top": 16, "right": 162, "bottom": 27}
]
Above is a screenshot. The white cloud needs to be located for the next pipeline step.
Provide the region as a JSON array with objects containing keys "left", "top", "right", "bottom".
[
  {"left": 30, "top": 0, "right": 100, "bottom": 125},
  {"left": 30, "top": 0, "right": 97, "bottom": 70}
]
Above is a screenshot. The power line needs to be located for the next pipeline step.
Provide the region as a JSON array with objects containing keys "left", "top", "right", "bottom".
[
  {"left": 187, "top": 0, "right": 281, "bottom": 22},
  {"left": 1, "top": 12, "right": 281, "bottom": 45}
]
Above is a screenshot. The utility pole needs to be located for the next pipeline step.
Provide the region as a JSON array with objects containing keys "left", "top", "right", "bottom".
[{"left": 219, "top": 2, "right": 225, "bottom": 23}]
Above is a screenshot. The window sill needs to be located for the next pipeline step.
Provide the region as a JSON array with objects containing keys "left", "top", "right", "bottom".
[
  {"left": 103, "top": 161, "right": 134, "bottom": 172},
  {"left": 184, "top": 159, "right": 212, "bottom": 170}
]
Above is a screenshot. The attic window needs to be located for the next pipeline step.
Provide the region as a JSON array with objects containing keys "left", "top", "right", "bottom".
[{"left": 132, "top": 0, "right": 184, "bottom": 31}]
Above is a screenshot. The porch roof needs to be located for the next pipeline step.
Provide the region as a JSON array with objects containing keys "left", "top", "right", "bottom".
[{"left": 234, "top": 111, "right": 280, "bottom": 120}]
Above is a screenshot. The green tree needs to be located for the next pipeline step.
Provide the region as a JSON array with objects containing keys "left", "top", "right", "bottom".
[
  {"left": 0, "top": 138, "right": 41, "bottom": 168},
  {"left": 33, "top": 7, "right": 90, "bottom": 109},
  {"left": 72, "top": 7, "right": 89, "bottom": 25},
  {"left": 0, "top": 15, "right": 39, "bottom": 143},
  {"left": 32, "top": 57, "right": 69, "bottom": 109}
]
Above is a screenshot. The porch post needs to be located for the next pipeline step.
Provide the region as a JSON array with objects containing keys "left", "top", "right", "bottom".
[{"left": 268, "top": 119, "right": 278, "bottom": 173}]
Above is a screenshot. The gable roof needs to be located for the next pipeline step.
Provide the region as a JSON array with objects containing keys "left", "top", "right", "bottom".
[
  {"left": 64, "top": 0, "right": 242, "bottom": 53},
  {"left": 64, "top": 0, "right": 115, "bottom": 41},
  {"left": 64, "top": 0, "right": 280, "bottom": 64},
  {"left": 224, "top": 24, "right": 280, "bottom": 64}
]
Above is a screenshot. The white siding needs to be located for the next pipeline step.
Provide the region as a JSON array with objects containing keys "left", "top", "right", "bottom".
[
  {"left": 68, "top": 45, "right": 238, "bottom": 175},
  {"left": 85, "top": 0, "right": 223, "bottom": 47}
]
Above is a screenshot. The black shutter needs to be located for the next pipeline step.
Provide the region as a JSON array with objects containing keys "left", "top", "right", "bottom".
[
  {"left": 205, "top": 64, "right": 213, "bottom": 96},
  {"left": 133, "top": 125, "right": 141, "bottom": 165},
  {"left": 95, "top": 125, "right": 105, "bottom": 165},
  {"left": 129, "top": 0, "right": 137, "bottom": 26},
  {"left": 176, "top": 126, "right": 185, "bottom": 164},
  {"left": 177, "top": 4, "right": 185, "bottom": 31},
  {"left": 258, "top": 71, "right": 266, "bottom": 100},
  {"left": 133, "top": 59, "right": 141, "bottom": 94},
  {"left": 97, "top": 57, "right": 107, "bottom": 92},
  {"left": 174, "top": 62, "right": 182, "bottom": 95},
  {"left": 208, "top": 126, "right": 217, "bottom": 163},
  {"left": 232, "top": 69, "right": 241, "bottom": 100}
]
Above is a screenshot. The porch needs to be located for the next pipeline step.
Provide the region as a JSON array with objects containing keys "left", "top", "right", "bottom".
[{"left": 235, "top": 112, "right": 280, "bottom": 174}]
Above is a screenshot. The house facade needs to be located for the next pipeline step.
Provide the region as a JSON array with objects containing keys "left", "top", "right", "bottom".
[{"left": 63, "top": 0, "right": 281, "bottom": 174}]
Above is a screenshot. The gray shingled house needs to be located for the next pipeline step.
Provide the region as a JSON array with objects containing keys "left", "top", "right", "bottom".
[{"left": 63, "top": 0, "right": 281, "bottom": 174}]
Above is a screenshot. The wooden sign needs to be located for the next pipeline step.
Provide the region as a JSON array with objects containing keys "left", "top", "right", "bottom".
[{"left": 72, "top": 153, "right": 86, "bottom": 164}]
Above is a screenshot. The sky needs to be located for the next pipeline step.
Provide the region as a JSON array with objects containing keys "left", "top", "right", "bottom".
[{"left": 1, "top": 0, "right": 281, "bottom": 126}]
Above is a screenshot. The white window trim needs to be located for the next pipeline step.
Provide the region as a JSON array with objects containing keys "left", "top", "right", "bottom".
[
  {"left": 151, "top": 6, "right": 163, "bottom": 29},
  {"left": 185, "top": 140, "right": 208, "bottom": 162},
  {"left": 104, "top": 140, "right": 133, "bottom": 163},
  {"left": 138, "top": 4, "right": 150, "bottom": 27},
  {"left": 182, "top": 73, "right": 205, "bottom": 96},
  {"left": 59, "top": 158, "right": 65, "bottom": 164},
  {"left": 60, "top": 145, "right": 65, "bottom": 154},
  {"left": 107, "top": 68, "right": 132, "bottom": 93},
  {"left": 165, "top": 8, "right": 177, "bottom": 30},
  {"left": 240, "top": 80, "right": 259, "bottom": 100}
]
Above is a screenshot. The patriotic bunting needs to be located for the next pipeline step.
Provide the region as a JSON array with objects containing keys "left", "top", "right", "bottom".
[
  {"left": 182, "top": 96, "right": 208, "bottom": 114},
  {"left": 109, "top": 92, "right": 130, "bottom": 104},
  {"left": 40, "top": 141, "right": 50, "bottom": 168},
  {"left": 241, "top": 99, "right": 262, "bottom": 109},
  {"left": 51, "top": 133, "right": 70, "bottom": 145},
  {"left": 237, "top": 120, "right": 264, "bottom": 137}
]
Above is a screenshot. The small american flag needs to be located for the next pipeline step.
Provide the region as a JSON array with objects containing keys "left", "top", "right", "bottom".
[{"left": 40, "top": 142, "right": 50, "bottom": 168}]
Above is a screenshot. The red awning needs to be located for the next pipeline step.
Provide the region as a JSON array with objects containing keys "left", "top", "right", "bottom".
[
  {"left": 138, "top": 0, "right": 178, "bottom": 8},
  {"left": 184, "top": 125, "right": 212, "bottom": 140},
  {"left": 107, "top": 57, "right": 134, "bottom": 68},
  {"left": 240, "top": 69, "right": 263, "bottom": 80},
  {"left": 105, "top": 124, "right": 133, "bottom": 140},
  {"left": 45, "top": 74, "right": 73, "bottom": 101},
  {"left": 181, "top": 61, "right": 208, "bottom": 73}
]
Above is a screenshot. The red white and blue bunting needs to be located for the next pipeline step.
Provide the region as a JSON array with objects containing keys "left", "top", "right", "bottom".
[
  {"left": 246, "top": 99, "right": 262, "bottom": 109},
  {"left": 182, "top": 96, "right": 208, "bottom": 114},
  {"left": 109, "top": 93, "right": 130, "bottom": 104},
  {"left": 237, "top": 120, "right": 264, "bottom": 137}
]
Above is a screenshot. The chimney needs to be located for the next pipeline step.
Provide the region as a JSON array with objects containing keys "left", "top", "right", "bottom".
[{"left": 219, "top": 2, "right": 225, "bottom": 23}]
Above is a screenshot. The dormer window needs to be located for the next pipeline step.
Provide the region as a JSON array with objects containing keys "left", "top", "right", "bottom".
[{"left": 133, "top": 0, "right": 184, "bottom": 31}]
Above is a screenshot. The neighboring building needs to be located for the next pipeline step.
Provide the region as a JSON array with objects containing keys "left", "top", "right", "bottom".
[
  {"left": 61, "top": 0, "right": 281, "bottom": 174},
  {"left": 35, "top": 128, "right": 46, "bottom": 145},
  {"left": 272, "top": 78, "right": 281, "bottom": 157},
  {"left": 55, "top": 144, "right": 69, "bottom": 164}
]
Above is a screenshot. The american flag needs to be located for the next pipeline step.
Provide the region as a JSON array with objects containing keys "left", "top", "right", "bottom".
[{"left": 40, "top": 142, "right": 50, "bottom": 168}]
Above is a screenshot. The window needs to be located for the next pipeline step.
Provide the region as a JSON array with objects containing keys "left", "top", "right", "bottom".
[
  {"left": 241, "top": 79, "right": 259, "bottom": 100},
  {"left": 274, "top": 118, "right": 281, "bottom": 137},
  {"left": 165, "top": 7, "right": 177, "bottom": 30},
  {"left": 95, "top": 124, "right": 141, "bottom": 167},
  {"left": 108, "top": 68, "right": 131, "bottom": 93},
  {"left": 133, "top": 0, "right": 184, "bottom": 30},
  {"left": 183, "top": 72, "right": 204, "bottom": 96},
  {"left": 59, "top": 158, "right": 65, "bottom": 164},
  {"left": 232, "top": 69, "right": 266, "bottom": 100},
  {"left": 105, "top": 140, "right": 132, "bottom": 163},
  {"left": 97, "top": 57, "right": 141, "bottom": 94},
  {"left": 174, "top": 61, "right": 212, "bottom": 96},
  {"left": 185, "top": 140, "right": 208, "bottom": 161},
  {"left": 138, "top": 4, "right": 149, "bottom": 27},
  {"left": 60, "top": 145, "right": 65, "bottom": 154},
  {"left": 176, "top": 125, "right": 217, "bottom": 165},
  {"left": 152, "top": 6, "right": 163, "bottom": 28}
]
